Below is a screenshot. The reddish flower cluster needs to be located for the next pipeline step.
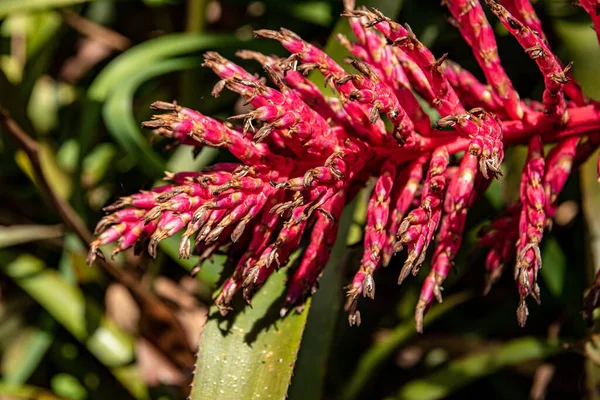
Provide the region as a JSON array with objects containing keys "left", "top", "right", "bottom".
[{"left": 89, "top": 0, "right": 600, "bottom": 331}]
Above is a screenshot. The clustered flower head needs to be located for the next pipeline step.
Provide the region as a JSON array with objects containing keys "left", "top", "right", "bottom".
[{"left": 89, "top": 0, "right": 600, "bottom": 332}]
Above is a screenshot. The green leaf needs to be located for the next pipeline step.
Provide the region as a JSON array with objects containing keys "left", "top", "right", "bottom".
[
  {"left": 291, "top": 2, "right": 332, "bottom": 27},
  {"left": 502, "top": 145, "right": 528, "bottom": 205},
  {"left": 1, "top": 254, "right": 147, "bottom": 399},
  {"left": 553, "top": 21, "right": 600, "bottom": 99},
  {"left": 190, "top": 268, "right": 310, "bottom": 400},
  {"left": 82, "top": 143, "right": 117, "bottom": 186},
  {"left": 1, "top": 318, "right": 54, "bottom": 384},
  {"left": 0, "top": 0, "right": 91, "bottom": 19},
  {"left": 581, "top": 142, "right": 600, "bottom": 278},
  {"left": 555, "top": 16, "right": 600, "bottom": 326},
  {"left": 540, "top": 237, "right": 567, "bottom": 299},
  {"left": 89, "top": 34, "right": 238, "bottom": 102},
  {"left": 24, "top": 11, "right": 62, "bottom": 57},
  {"left": 166, "top": 145, "right": 219, "bottom": 172},
  {"left": 51, "top": 373, "right": 87, "bottom": 400},
  {"left": 347, "top": 186, "right": 370, "bottom": 245},
  {"left": 27, "top": 76, "right": 60, "bottom": 134},
  {"left": 57, "top": 139, "right": 80, "bottom": 173},
  {"left": 342, "top": 292, "right": 472, "bottom": 400},
  {"left": 0, "top": 382, "right": 63, "bottom": 400},
  {"left": 58, "top": 233, "right": 102, "bottom": 285},
  {"left": 15, "top": 141, "right": 73, "bottom": 200},
  {"left": 395, "top": 337, "right": 561, "bottom": 400},
  {"left": 2, "top": 254, "right": 135, "bottom": 366},
  {"left": 0, "top": 224, "right": 63, "bottom": 248},
  {"left": 1, "top": 11, "right": 62, "bottom": 85},
  {"left": 102, "top": 58, "right": 202, "bottom": 175}
]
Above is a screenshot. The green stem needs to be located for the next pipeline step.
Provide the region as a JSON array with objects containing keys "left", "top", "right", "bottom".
[{"left": 186, "top": 0, "right": 206, "bottom": 34}]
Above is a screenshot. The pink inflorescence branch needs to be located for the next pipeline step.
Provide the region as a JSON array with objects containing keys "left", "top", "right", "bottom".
[{"left": 90, "top": 0, "right": 600, "bottom": 331}]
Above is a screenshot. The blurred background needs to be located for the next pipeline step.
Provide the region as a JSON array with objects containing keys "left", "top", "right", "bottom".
[{"left": 1, "top": 0, "right": 600, "bottom": 399}]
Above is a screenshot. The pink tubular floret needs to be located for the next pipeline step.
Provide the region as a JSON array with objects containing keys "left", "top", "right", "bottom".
[
  {"left": 445, "top": 0, "right": 524, "bottom": 120},
  {"left": 514, "top": 135, "right": 546, "bottom": 327},
  {"left": 486, "top": 0, "right": 572, "bottom": 124}
]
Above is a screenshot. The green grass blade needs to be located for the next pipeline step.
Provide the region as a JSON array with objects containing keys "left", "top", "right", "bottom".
[
  {"left": 395, "top": 337, "right": 561, "bottom": 400},
  {"left": 342, "top": 292, "right": 472, "bottom": 400}
]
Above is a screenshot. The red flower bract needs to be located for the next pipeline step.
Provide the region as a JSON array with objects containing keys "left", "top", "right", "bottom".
[{"left": 89, "top": 0, "right": 600, "bottom": 331}]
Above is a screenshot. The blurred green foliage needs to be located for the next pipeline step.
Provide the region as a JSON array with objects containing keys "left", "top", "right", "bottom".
[{"left": 1, "top": 0, "right": 600, "bottom": 399}]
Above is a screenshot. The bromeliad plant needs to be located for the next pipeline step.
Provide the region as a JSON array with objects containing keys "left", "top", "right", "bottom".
[{"left": 89, "top": 0, "right": 600, "bottom": 331}]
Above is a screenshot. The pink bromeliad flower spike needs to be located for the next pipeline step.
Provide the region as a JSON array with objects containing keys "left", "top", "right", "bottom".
[{"left": 90, "top": 0, "right": 600, "bottom": 331}]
